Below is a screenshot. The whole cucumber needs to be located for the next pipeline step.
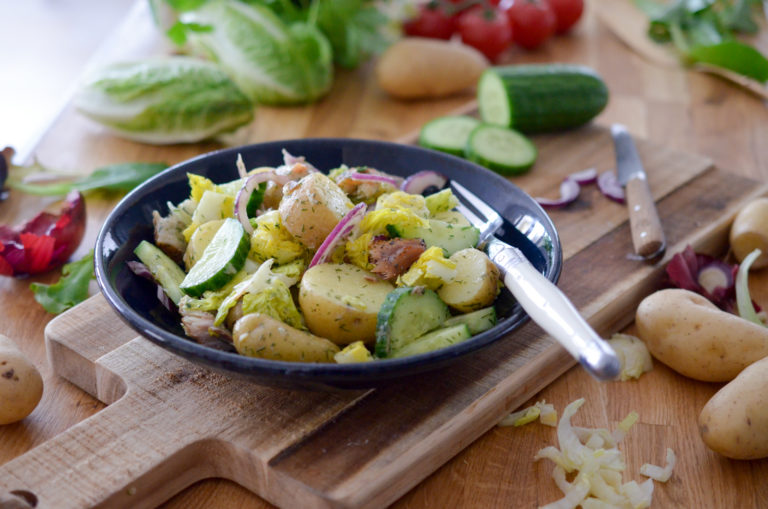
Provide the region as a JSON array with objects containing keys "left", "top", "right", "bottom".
[{"left": 477, "top": 64, "right": 609, "bottom": 133}]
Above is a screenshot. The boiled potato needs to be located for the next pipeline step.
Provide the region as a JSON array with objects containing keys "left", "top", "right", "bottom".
[
  {"left": 0, "top": 334, "right": 43, "bottom": 425},
  {"left": 730, "top": 197, "right": 768, "bottom": 268},
  {"left": 278, "top": 173, "right": 353, "bottom": 250},
  {"left": 699, "top": 355, "right": 768, "bottom": 459},
  {"left": 635, "top": 289, "right": 768, "bottom": 382},
  {"left": 232, "top": 313, "right": 339, "bottom": 363},
  {"left": 183, "top": 219, "right": 224, "bottom": 270},
  {"left": 375, "top": 38, "right": 488, "bottom": 100},
  {"left": 438, "top": 248, "right": 500, "bottom": 313},
  {"left": 299, "top": 263, "right": 394, "bottom": 345}
]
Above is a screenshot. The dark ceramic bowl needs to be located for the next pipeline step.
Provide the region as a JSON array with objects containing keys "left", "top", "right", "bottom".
[{"left": 95, "top": 138, "right": 561, "bottom": 390}]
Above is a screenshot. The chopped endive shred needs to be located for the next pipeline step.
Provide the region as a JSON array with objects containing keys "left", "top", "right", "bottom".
[
  {"left": 735, "top": 248, "right": 765, "bottom": 326},
  {"left": 640, "top": 448, "right": 677, "bottom": 482},
  {"left": 607, "top": 333, "right": 653, "bottom": 381},
  {"left": 498, "top": 406, "right": 541, "bottom": 427},
  {"left": 530, "top": 399, "right": 674, "bottom": 508},
  {"left": 536, "top": 400, "right": 558, "bottom": 427}
]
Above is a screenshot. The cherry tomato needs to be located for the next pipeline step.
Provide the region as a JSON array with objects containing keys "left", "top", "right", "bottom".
[
  {"left": 456, "top": 6, "right": 513, "bottom": 61},
  {"left": 504, "top": 0, "right": 556, "bottom": 50},
  {"left": 546, "top": 0, "right": 584, "bottom": 33},
  {"left": 403, "top": 3, "right": 456, "bottom": 40}
]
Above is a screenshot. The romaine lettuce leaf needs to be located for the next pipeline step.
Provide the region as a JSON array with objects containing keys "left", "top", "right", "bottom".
[
  {"left": 182, "top": 0, "right": 333, "bottom": 104},
  {"left": 74, "top": 56, "right": 254, "bottom": 144}
]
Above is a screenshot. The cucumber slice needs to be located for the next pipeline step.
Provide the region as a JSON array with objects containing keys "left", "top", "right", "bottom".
[
  {"left": 443, "top": 306, "right": 497, "bottom": 335},
  {"left": 134, "top": 240, "right": 186, "bottom": 305},
  {"left": 180, "top": 218, "right": 250, "bottom": 297},
  {"left": 466, "top": 124, "right": 537, "bottom": 175},
  {"left": 375, "top": 287, "right": 450, "bottom": 358},
  {"left": 388, "top": 218, "right": 479, "bottom": 257},
  {"left": 419, "top": 115, "right": 481, "bottom": 156},
  {"left": 391, "top": 324, "right": 471, "bottom": 358}
]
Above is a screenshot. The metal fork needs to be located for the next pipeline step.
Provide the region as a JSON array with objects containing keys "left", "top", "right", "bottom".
[{"left": 451, "top": 181, "right": 620, "bottom": 381}]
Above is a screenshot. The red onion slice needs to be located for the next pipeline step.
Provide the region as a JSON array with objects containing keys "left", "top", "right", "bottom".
[
  {"left": 569, "top": 167, "right": 598, "bottom": 185},
  {"left": 236, "top": 153, "right": 247, "bottom": 179},
  {"left": 282, "top": 149, "right": 319, "bottom": 173},
  {"left": 309, "top": 203, "right": 367, "bottom": 268},
  {"left": 597, "top": 171, "right": 626, "bottom": 203},
  {"left": 401, "top": 171, "right": 448, "bottom": 194},
  {"left": 340, "top": 170, "right": 401, "bottom": 188},
  {"left": 234, "top": 170, "right": 292, "bottom": 234},
  {"left": 534, "top": 177, "right": 581, "bottom": 209}
]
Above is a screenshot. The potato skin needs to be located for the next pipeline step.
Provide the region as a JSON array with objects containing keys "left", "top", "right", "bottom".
[
  {"left": 232, "top": 313, "right": 339, "bottom": 363},
  {"left": 0, "top": 335, "right": 43, "bottom": 425},
  {"left": 635, "top": 289, "right": 768, "bottom": 382},
  {"left": 278, "top": 173, "right": 353, "bottom": 250},
  {"left": 375, "top": 38, "right": 489, "bottom": 100},
  {"left": 730, "top": 197, "right": 768, "bottom": 269},
  {"left": 299, "top": 263, "right": 394, "bottom": 345},
  {"left": 438, "top": 249, "right": 500, "bottom": 313},
  {"left": 699, "top": 355, "right": 768, "bottom": 459}
]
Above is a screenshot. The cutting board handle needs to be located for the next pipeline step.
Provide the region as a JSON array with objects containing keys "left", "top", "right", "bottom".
[{"left": 0, "top": 394, "right": 210, "bottom": 509}]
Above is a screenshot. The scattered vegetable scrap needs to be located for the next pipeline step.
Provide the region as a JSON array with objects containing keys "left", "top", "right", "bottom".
[
  {"left": 665, "top": 245, "right": 738, "bottom": 312},
  {"left": 0, "top": 191, "right": 85, "bottom": 277},
  {"left": 606, "top": 333, "right": 653, "bottom": 381},
  {"left": 0, "top": 334, "right": 43, "bottom": 425},
  {"left": 498, "top": 400, "right": 558, "bottom": 427},
  {"left": 502, "top": 398, "right": 676, "bottom": 508}
]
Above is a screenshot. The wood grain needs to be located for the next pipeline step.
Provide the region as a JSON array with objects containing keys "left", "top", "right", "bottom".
[
  {"left": 2, "top": 0, "right": 768, "bottom": 507},
  {"left": 2, "top": 131, "right": 766, "bottom": 508}
]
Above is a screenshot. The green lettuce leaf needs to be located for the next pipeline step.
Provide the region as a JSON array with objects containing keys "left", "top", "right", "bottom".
[
  {"left": 688, "top": 40, "right": 768, "bottom": 82},
  {"left": 74, "top": 56, "right": 254, "bottom": 144},
  {"left": 30, "top": 251, "right": 95, "bottom": 314},
  {"left": 182, "top": 0, "right": 333, "bottom": 105}
]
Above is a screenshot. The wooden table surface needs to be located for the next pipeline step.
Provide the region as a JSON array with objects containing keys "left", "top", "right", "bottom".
[{"left": 2, "top": 1, "right": 768, "bottom": 508}]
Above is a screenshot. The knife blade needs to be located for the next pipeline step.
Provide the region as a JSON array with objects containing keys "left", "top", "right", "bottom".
[{"left": 611, "top": 124, "right": 666, "bottom": 258}]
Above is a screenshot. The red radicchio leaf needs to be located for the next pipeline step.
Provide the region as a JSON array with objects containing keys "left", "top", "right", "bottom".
[{"left": 0, "top": 190, "right": 86, "bottom": 276}]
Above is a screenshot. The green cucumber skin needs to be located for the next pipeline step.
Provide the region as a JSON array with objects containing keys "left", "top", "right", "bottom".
[
  {"left": 465, "top": 125, "right": 538, "bottom": 176},
  {"left": 418, "top": 115, "right": 481, "bottom": 156},
  {"left": 134, "top": 240, "right": 186, "bottom": 305},
  {"left": 442, "top": 307, "right": 497, "bottom": 335},
  {"left": 374, "top": 287, "right": 450, "bottom": 359},
  {"left": 180, "top": 219, "right": 250, "bottom": 297},
  {"left": 479, "top": 64, "right": 609, "bottom": 133},
  {"left": 391, "top": 324, "right": 471, "bottom": 358}
]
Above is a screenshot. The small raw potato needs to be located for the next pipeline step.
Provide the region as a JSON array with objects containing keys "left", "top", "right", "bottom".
[
  {"left": 635, "top": 289, "right": 768, "bottom": 382},
  {"left": 232, "top": 313, "right": 339, "bottom": 363},
  {"left": 278, "top": 172, "right": 354, "bottom": 250},
  {"left": 699, "top": 355, "right": 768, "bottom": 459},
  {"left": 438, "top": 248, "right": 500, "bottom": 313},
  {"left": 730, "top": 197, "right": 768, "bottom": 268},
  {"left": 0, "top": 334, "right": 43, "bottom": 425},
  {"left": 299, "top": 263, "right": 395, "bottom": 345},
  {"left": 375, "top": 37, "right": 489, "bottom": 100}
]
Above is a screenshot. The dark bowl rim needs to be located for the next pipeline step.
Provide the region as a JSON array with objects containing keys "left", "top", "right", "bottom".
[{"left": 94, "top": 138, "right": 563, "bottom": 384}]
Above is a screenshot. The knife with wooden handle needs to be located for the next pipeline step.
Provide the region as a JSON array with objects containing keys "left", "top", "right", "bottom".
[{"left": 611, "top": 124, "right": 666, "bottom": 258}]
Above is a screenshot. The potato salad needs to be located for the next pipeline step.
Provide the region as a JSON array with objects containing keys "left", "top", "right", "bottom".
[{"left": 132, "top": 150, "right": 501, "bottom": 363}]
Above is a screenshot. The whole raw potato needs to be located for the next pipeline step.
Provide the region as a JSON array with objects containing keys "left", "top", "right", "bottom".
[
  {"left": 699, "top": 355, "right": 768, "bottom": 459},
  {"left": 730, "top": 197, "right": 768, "bottom": 269},
  {"left": 0, "top": 335, "right": 43, "bottom": 425},
  {"left": 375, "top": 38, "right": 489, "bottom": 100},
  {"left": 635, "top": 289, "right": 768, "bottom": 382}
]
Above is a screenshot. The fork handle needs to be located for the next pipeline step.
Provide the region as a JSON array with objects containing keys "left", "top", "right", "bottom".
[{"left": 491, "top": 244, "right": 620, "bottom": 381}]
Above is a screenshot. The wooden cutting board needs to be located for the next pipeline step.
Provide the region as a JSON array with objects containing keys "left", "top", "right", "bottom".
[{"left": 0, "top": 126, "right": 766, "bottom": 508}]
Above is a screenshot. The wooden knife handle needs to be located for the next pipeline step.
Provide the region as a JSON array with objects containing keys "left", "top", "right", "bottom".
[{"left": 625, "top": 176, "right": 666, "bottom": 258}]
